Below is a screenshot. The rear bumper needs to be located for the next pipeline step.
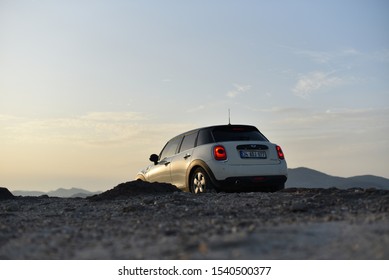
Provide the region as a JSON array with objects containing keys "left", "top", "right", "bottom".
[{"left": 215, "top": 175, "right": 287, "bottom": 192}]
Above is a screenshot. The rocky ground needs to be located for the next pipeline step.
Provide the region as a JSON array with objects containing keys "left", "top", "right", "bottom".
[{"left": 0, "top": 182, "right": 388, "bottom": 259}]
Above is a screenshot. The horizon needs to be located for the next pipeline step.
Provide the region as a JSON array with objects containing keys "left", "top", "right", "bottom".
[
  {"left": 7, "top": 166, "right": 389, "bottom": 193},
  {"left": 1, "top": 0, "right": 388, "bottom": 192}
]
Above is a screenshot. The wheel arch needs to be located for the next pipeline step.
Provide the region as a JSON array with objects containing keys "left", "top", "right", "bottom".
[{"left": 185, "top": 160, "right": 219, "bottom": 191}]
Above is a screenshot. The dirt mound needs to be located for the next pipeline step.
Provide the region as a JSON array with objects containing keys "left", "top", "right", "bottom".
[
  {"left": 0, "top": 187, "right": 14, "bottom": 200},
  {"left": 88, "top": 180, "right": 181, "bottom": 201}
]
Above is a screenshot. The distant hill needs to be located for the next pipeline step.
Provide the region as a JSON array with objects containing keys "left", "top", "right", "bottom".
[
  {"left": 286, "top": 167, "right": 389, "bottom": 190},
  {"left": 12, "top": 188, "right": 101, "bottom": 198},
  {"left": 47, "top": 188, "right": 101, "bottom": 198},
  {"left": 12, "top": 190, "right": 46, "bottom": 197},
  {"left": 10, "top": 168, "right": 389, "bottom": 196}
]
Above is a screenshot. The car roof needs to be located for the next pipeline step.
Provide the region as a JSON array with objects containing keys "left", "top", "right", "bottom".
[{"left": 176, "top": 124, "right": 258, "bottom": 137}]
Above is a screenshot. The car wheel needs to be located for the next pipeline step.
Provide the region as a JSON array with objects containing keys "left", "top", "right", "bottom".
[{"left": 190, "top": 167, "right": 215, "bottom": 194}]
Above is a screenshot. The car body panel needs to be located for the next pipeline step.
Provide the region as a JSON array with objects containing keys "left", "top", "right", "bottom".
[
  {"left": 170, "top": 148, "right": 194, "bottom": 189},
  {"left": 142, "top": 157, "right": 173, "bottom": 184}
]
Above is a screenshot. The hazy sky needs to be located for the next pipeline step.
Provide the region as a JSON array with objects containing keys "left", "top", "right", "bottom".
[{"left": 1, "top": 0, "right": 388, "bottom": 192}]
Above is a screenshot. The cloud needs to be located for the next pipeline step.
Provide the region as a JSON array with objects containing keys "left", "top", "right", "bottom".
[
  {"left": 80, "top": 111, "right": 147, "bottom": 122},
  {"left": 296, "top": 50, "right": 332, "bottom": 64},
  {"left": 0, "top": 111, "right": 197, "bottom": 148},
  {"left": 0, "top": 112, "right": 148, "bottom": 146},
  {"left": 0, "top": 114, "right": 22, "bottom": 122},
  {"left": 269, "top": 106, "right": 389, "bottom": 134},
  {"left": 259, "top": 106, "right": 310, "bottom": 115},
  {"left": 341, "top": 48, "right": 361, "bottom": 56},
  {"left": 227, "top": 83, "right": 252, "bottom": 98},
  {"left": 293, "top": 47, "right": 361, "bottom": 65},
  {"left": 294, "top": 47, "right": 389, "bottom": 66},
  {"left": 186, "top": 105, "right": 206, "bottom": 113},
  {"left": 292, "top": 71, "right": 343, "bottom": 98},
  {"left": 371, "top": 49, "right": 389, "bottom": 63}
]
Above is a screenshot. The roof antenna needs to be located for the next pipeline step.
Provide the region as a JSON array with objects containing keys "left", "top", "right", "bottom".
[{"left": 228, "top": 108, "right": 231, "bottom": 125}]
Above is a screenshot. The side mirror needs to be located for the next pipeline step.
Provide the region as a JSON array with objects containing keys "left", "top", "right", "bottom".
[{"left": 149, "top": 154, "right": 159, "bottom": 165}]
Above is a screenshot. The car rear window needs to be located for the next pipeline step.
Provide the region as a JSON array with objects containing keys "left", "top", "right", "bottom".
[{"left": 211, "top": 126, "right": 268, "bottom": 142}]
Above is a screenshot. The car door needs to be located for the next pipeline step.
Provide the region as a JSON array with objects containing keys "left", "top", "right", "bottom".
[
  {"left": 145, "top": 136, "right": 182, "bottom": 184},
  {"left": 170, "top": 131, "right": 198, "bottom": 190}
]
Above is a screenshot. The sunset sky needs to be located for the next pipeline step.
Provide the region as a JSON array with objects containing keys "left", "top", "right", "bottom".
[{"left": 1, "top": 0, "right": 388, "bottom": 192}]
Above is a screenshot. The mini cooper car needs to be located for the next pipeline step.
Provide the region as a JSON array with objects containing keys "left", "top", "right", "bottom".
[{"left": 136, "top": 124, "right": 287, "bottom": 193}]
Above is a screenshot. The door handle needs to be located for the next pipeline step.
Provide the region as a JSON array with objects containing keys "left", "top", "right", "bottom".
[
  {"left": 164, "top": 161, "right": 171, "bottom": 166},
  {"left": 184, "top": 154, "right": 191, "bottom": 159}
]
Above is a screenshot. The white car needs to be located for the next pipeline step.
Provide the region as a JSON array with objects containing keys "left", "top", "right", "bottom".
[{"left": 136, "top": 124, "right": 287, "bottom": 193}]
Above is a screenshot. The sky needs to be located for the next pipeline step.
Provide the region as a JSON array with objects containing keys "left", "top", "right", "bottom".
[{"left": 1, "top": 0, "right": 388, "bottom": 192}]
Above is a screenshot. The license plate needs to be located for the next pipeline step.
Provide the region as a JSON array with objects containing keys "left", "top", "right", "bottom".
[{"left": 239, "top": 150, "right": 267, "bottom": 159}]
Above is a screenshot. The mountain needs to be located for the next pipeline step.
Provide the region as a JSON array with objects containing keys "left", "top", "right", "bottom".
[
  {"left": 286, "top": 167, "right": 389, "bottom": 190},
  {"left": 12, "top": 188, "right": 101, "bottom": 198},
  {"left": 46, "top": 188, "right": 100, "bottom": 197},
  {"left": 11, "top": 190, "right": 46, "bottom": 197},
  {"left": 10, "top": 168, "right": 389, "bottom": 196}
]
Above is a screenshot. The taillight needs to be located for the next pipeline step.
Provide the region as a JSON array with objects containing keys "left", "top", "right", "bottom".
[
  {"left": 214, "top": 145, "right": 227, "bottom": 161},
  {"left": 276, "top": 145, "right": 285, "bottom": 160}
]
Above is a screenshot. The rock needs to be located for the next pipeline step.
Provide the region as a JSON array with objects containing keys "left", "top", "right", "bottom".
[{"left": 0, "top": 187, "right": 14, "bottom": 200}]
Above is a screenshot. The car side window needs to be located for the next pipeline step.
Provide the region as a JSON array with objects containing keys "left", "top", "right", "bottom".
[
  {"left": 159, "top": 137, "right": 182, "bottom": 160},
  {"left": 179, "top": 132, "right": 198, "bottom": 153}
]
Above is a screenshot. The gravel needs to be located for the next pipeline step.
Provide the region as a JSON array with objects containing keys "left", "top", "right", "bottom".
[{"left": 0, "top": 182, "right": 388, "bottom": 259}]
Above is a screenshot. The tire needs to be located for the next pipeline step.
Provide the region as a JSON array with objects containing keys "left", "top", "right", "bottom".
[{"left": 190, "top": 167, "right": 216, "bottom": 194}]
